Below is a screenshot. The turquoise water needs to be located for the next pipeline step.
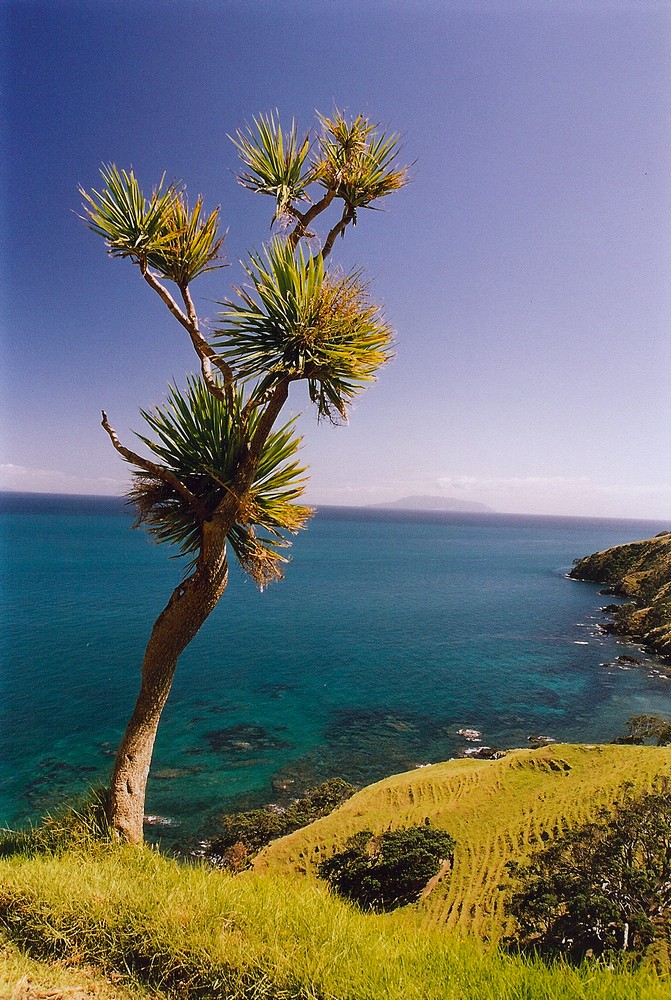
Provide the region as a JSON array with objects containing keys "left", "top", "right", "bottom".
[{"left": 1, "top": 493, "right": 670, "bottom": 846}]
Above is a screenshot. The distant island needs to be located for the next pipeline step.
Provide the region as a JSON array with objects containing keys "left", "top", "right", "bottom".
[{"left": 369, "top": 494, "right": 495, "bottom": 514}]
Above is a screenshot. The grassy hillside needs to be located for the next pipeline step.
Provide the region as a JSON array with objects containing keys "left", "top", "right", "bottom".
[
  {"left": 2, "top": 744, "right": 671, "bottom": 998},
  {"left": 569, "top": 532, "right": 671, "bottom": 658},
  {"left": 257, "top": 743, "right": 671, "bottom": 941},
  {"left": 1, "top": 843, "right": 669, "bottom": 1000}
]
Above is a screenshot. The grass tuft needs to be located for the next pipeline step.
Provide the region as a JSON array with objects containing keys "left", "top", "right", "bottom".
[{"left": 0, "top": 787, "right": 111, "bottom": 859}]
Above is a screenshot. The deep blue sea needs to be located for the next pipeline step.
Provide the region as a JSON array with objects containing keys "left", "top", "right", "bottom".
[{"left": 1, "top": 492, "right": 670, "bottom": 847}]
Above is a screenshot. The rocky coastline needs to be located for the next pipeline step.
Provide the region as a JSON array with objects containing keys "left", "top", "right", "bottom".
[{"left": 569, "top": 531, "right": 671, "bottom": 660}]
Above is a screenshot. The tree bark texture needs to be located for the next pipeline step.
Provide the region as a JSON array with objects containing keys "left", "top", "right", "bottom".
[{"left": 108, "top": 522, "right": 229, "bottom": 842}]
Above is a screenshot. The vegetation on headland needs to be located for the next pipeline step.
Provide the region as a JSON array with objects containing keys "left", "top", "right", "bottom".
[
  {"left": 569, "top": 532, "right": 671, "bottom": 658},
  {"left": 614, "top": 714, "right": 671, "bottom": 746},
  {"left": 3, "top": 745, "right": 671, "bottom": 998},
  {"left": 257, "top": 744, "right": 671, "bottom": 941}
]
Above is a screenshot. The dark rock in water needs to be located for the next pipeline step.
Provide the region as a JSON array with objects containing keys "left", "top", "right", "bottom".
[
  {"left": 325, "top": 706, "right": 420, "bottom": 739},
  {"left": 599, "top": 586, "right": 620, "bottom": 596},
  {"left": 270, "top": 760, "right": 326, "bottom": 803},
  {"left": 272, "top": 777, "right": 296, "bottom": 795},
  {"left": 144, "top": 814, "right": 175, "bottom": 827},
  {"left": 457, "top": 728, "right": 482, "bottom": 742},
  {"left": 192, "top": 700, "right": 244, "bottom": 713},
  {"left": 205, "top": 724, "right": 293, "bottom": 755},
  {"left": 22, "top": 758, "right": 100, "bottom": 812},
  {"left": 266, "top": 705, "right": 464, "bottom": 795},
  {"left": 617, "top": 654, "right": 643, "bottom": 666},
  {"left": 461, "top": 746, "right": 506, "bottom": 760},
  {"left": 152, "top": 766, "right": 203, "bottom": 780},
  {"left": 258, "top": 682, "right": 294, "bottom": 700},
  {"left": 527, "top": 735, "right": 557, "bottom": 748}
]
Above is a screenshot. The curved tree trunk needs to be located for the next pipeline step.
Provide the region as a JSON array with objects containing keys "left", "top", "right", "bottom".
[{"left": 108, "top": 523, "right": 229, "bottom": 843}]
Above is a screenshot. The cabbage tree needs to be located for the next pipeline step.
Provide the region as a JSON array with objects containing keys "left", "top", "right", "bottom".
[{"left": 81, "top": 111, "right": 407, "bottom": 842}]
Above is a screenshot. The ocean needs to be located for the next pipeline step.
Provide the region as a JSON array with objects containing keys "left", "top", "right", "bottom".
[{"left": 1, "top": 492, "right": 670, "bottom": 847}]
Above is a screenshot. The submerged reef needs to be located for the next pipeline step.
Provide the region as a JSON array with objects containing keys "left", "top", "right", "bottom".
[{"left": 570, "top": 531, "right": 671, "bottom": 659}]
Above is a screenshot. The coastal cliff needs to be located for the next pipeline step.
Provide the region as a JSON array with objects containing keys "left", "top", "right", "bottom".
[{"left": 569, "top": 531, "right": 671, "bottom": 658}]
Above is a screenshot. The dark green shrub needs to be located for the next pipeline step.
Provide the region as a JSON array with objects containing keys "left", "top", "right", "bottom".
[
  {"left": 317, "top": 823, "right": 455, "bottom": 912},
  {"left": 612, "top": 714, "right": 671, "bottom": 746},
  {"left": 207, "top": 778, "right": 355, "bottom": 861},
  {"left": 505, "top": 779, "right": 671, "bottom": 962}
]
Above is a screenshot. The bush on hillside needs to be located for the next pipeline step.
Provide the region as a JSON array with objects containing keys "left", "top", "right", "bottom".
[
  {"left": 206, "top": 778, "right": 355, "bottom": 864},
  {"left": 317, "top": 822, "right": 455, "bottom": 912},
  {"left": 505, "top": 779, "right": 671, "bottom": 962},
  {"left": 612, "top": 714, "right": 671, "bottom": 747}
]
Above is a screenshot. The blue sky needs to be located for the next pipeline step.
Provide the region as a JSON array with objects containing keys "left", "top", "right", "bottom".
[{"left": 2, "top": 0, "right": 670, "bottom": 518}]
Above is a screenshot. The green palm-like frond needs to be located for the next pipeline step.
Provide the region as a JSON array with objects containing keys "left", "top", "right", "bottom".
[
  {"left": 214, "top": 240, "right": 393, "bottom": 421},
  {"left": 146, "top": 195, "right": 224, "bottom": 285},
  {"left": 81, "top": 165, "right": 223, "bottom": 285},
  {"left": 314, "top": 111, "right": 408, "bottom": 220},
  {"left": 80, "top": 165, "right": 180, "bottom": 263},
  {"left": 127, "top": 376, "right": 311, "bottom": 585},
  {"left": 230, "top": 111, "right": 312, "bottom": 222}
]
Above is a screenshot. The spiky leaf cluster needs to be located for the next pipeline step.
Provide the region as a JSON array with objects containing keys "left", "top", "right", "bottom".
[
  {"left": 80, "top": 165, "right": 178, "bottom": 261},
  {"left": 128, "top": 377, "right": 311, "bottom": 586},
  {"left": 80, "top": 165, "right": 223, "bottom": 284},
  {"left": 231, "top": 111, "right": 312, "bottom": 222},
  {"left": 216, "top": 240, "right": 393, "bottom": 421},
  {"left": 231, "top": 109, "right": 407, "bottom": 229},
  {"left": 146, "top": 195, "right": 224, "bottom": 285},
  {"left": 314, "top": 110, "right": 408, "bottom": 221}
]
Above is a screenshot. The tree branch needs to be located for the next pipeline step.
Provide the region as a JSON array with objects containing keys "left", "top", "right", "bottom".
[
  {"left": 180, "top": 285, "right": 234, "bottom": 408},
  {"left": 321, "top": 204, "right": 354, "bottom": 260},
  {"left": 139, "top": 267, "right": 234, "bottom": 408},
  {"left": 232, "top": 379, "right": 290, "bottom": 495},
  {"left": 287, "top": 188, "right": 336, "bottom": 249},
  {"left": 101, "top": 410, "right": 209, "bottom": 521},
  {"left": 141, "top": 266, "right": 192, "bottom": 331}
]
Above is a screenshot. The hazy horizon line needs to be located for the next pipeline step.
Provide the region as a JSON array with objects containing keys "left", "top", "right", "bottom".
[{"left": 1, "top": 488, "right": 669, "bottom": 527}]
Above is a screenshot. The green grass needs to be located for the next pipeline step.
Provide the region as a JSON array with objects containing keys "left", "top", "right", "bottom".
[
  {"left": 0, "top": 844, "right": 669, "bottom": 999},
  {"left": 1, "top": 930, "right": 156, "bottom": 999},
  {"left": 2, "top": 744, "right": 671, "bottom": 998}
]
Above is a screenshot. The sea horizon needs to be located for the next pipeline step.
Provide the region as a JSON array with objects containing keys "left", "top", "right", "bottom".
[{"left": 1, "top": 488, "right": 669, "bottom": 530}]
